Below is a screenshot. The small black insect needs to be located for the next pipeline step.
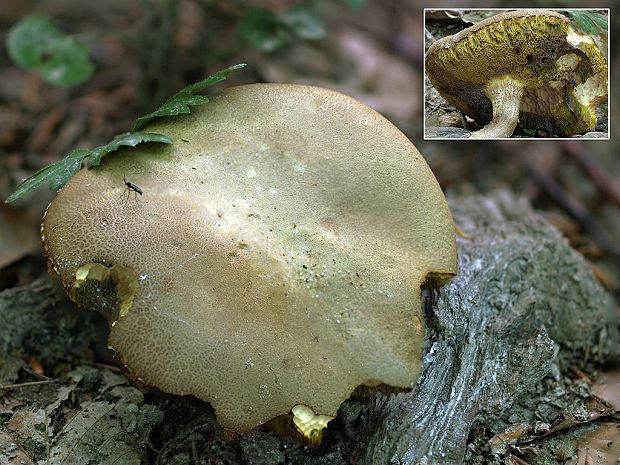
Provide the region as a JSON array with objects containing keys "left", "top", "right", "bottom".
[
  {"left": 124, "top": 175, "right": 143, "bottom": 196},
  {"left": 119, "top": 175, "right": 143, "bottom": 206}
]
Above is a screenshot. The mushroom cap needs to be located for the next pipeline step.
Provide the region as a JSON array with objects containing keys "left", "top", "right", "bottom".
[
  {"left": 425, "top": 10, "right": 608, "bottom": 136},
  {"left": 42, "top": 83, "right": 457, "bottom": 432}
]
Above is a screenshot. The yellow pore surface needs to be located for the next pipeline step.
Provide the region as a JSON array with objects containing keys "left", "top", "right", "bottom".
[
  {"left": 427, "top": 12, "right": 570, "bottom": 88},
  {"left": 425, "top": 11, "right": 608, "bottom": 134},
  {"left": 42, "top": 84, "right": 457, "bottom": 433}
]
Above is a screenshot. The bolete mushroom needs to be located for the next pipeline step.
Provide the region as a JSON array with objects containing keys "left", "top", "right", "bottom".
[
  {"left": 42, "top": 83, "right": 457, "bottom": 439},
  {"left": 425, "top": 10, "right": 608, "bottom": 138}
]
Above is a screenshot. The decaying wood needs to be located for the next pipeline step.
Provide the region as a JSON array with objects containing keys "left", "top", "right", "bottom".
[{"left": 345, "top": 191, "right": 617, "bottom": 464}]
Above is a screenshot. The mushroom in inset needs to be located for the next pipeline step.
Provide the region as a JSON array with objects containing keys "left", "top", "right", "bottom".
[
  {"left": 425, "top": 10, "right": 608, "bottom": 138},
  {"left": 41, "top": 84, "right": 457, "bottom": 439}
]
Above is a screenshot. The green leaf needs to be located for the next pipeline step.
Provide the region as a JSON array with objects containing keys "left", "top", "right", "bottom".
[
  {"left": 240, "top": 9, "right": 290, "bottom": 52},
  {"left": 5, "top": 132, "right": 172, "bottom": 203},
  {"left": 7, "top": 15, "right": 57, "bottom": 69},
  {"left": 279, "top": 7, "right": 326, "bottom": 40},
  {"left": 88, "top": 132, "right": 172, "bottom": 167},
  {"left": 37, "top": 36, "right": 94, "bottom": 86},
  {"left": 7, "top": 15, "right": 94, "bottom": 86},
  {"left": 6, "top": 149, "right": 87, "bottom": 203},
  {"left": 342, "top": 0, "right": 366, "bottom": 10},
  {"left": 566, "top": 11, "right": 608, "bottom": 36},
  {"left": 240, "top": 7, "right": 325, "bottom": 52},
  {"left": 133, "top": 64, "right": 247, "bottom": 131}
]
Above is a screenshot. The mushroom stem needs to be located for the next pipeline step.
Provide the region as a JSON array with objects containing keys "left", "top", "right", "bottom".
[{"left": 470, "top": 76, "right": 524, "bottom": 139}]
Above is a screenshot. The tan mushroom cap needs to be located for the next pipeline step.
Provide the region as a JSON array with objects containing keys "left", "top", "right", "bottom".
[
  {"left": 426, "top": 10, "right": 608, "bottom": 138},
  {"left": 42, "top": 83, "right": 457, "bottom": 433}
]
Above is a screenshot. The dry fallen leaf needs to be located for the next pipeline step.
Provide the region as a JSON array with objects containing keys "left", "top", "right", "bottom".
[
  {"left": 575, "top": 422, "right": 620, "bottom": 465},
  {"left": 0, "top": 205, "right": 39, "bottom": 270},
  {"left": 0, "top": 431, "right": 35, "bottom": 465},
  {"left": 591, "top": 369, "right": 620, "bottom": 411},
  {"left": 3, "top": 367, "right": 163, "bottom": 464}
]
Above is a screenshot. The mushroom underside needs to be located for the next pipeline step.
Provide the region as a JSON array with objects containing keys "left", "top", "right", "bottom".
[
  {"left": 440, "top": 73, "right": 605, "bottom": 137},
  {"left": 425, "top": 10, "right": 608, "bottom": 137}
]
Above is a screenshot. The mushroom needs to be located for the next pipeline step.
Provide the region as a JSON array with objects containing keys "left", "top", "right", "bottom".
[
  {"left": 425, "top": 10, "right": 608, "bottom": 138},
  {"left": 41, "top": 83, "right": 457, "bottom": 438}
]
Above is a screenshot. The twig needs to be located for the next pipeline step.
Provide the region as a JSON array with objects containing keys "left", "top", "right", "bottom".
[
  {"left": 562, "top": 141, "right": 620, "bottom": 209},
  {"left": 0, "top": 379, "right": 57, "bottom": 390},
  {"left": 93, "top": 362, "right": 123, "bottom": 372},
  {"left": 518, "top": 151, "right": 620, "bottom": 261},
  {"left": 191, "top": 441, "right": 199, "bottom": 464}
]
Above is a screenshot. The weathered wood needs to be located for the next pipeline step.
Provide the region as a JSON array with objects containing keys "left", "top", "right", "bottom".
[{"left": 340, "top": 191, "right": 617, "bottom": 465}]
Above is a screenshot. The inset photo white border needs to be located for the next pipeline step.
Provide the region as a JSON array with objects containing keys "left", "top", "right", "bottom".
[{"left": 423, "top": 8, "right": 610, "bottom": 140}]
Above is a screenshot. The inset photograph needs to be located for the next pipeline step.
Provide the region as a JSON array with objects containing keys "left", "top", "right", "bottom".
[{"left": 424, "top": 9, "right": 609, "bottom": 139}]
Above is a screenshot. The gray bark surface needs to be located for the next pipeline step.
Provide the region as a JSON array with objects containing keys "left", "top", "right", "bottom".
[{"left": 343, "top": 191, "right": 617, "bottom": 465}]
